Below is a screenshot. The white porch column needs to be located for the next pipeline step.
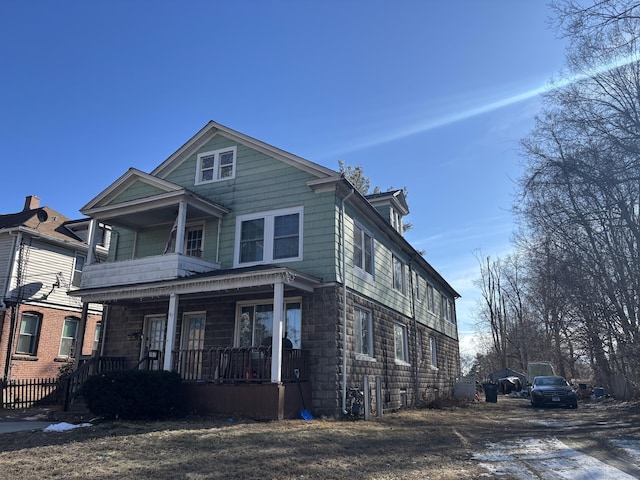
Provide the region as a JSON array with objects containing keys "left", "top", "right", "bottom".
[
  {"left": 163, "top": 293, "right": 179, "bottom": 371},
  {"left": 270, "top": 281, "right": 284, "bottom": 383},
  {"left": 175, "top": 201, "right": 187, "bottom": 254},
  {"left": 86, "top": 218, "right": 98, "bottom": 265}
]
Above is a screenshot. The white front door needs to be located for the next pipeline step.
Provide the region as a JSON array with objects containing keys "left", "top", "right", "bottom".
[{"left": 142, "top": 315, "right": 166, "bottom": 370}]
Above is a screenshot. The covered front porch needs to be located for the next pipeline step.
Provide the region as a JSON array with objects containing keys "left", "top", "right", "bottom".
[{"left": 69, "top": 266, "right": 321, "bottom": 419}]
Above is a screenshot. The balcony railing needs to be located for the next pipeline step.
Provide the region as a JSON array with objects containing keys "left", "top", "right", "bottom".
[
  {"left": 172, "top": 347, "right": 310, "bottom": 383},
  {"left": 80, "top": 253, "right": 220, "bottom": 289}
]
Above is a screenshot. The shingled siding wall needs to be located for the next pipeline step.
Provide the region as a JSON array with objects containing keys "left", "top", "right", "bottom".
[{"left": 302, "top": 286, "right": 459, "bottom": 417}]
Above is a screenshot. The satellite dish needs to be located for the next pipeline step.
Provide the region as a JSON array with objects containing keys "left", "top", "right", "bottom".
[{"left": 36, "top": 209, "right": 48, "bottom": 222}]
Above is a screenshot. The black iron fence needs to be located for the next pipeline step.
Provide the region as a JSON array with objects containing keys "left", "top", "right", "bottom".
[{"left": 1, "top": 377, "right": 62, "bottom": 410}]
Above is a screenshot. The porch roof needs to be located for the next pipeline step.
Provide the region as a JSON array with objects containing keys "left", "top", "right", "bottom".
[{"left": 68, "top": 265, "right": 322, "bottom": 304}]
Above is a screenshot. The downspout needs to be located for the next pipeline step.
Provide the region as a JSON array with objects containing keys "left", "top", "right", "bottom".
[
  {"left": 3, "top": 234, "right": 24, "bottom": 381},
  {"left": 341, "top": 188, "right": 355, "bottom": 414},
  {"left": 408, "top": 260, "right": 419, "bottom": 406},
  {"left": 215, "top": 217, "right": 222, "bottom": 264}
]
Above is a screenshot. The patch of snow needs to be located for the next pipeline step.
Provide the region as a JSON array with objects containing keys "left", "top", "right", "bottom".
[
  {"left": 43, "top": 422, "right": 92, "bottom": 432},
  {"left": 610, "top": 439, "right": 640, "bottom": 464},
  {"left": 473, "top": 437, "right": 638, "bottom": 479}
]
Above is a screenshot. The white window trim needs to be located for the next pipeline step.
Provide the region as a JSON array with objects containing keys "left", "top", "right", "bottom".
[
  {"left": 426, "top": 283, "right": 436, "bottom": 313},
  {"left": 393, "top": 322, "right": 409, "bottom": 365},
  {"left": 59, "top": 317, "right": 80, "bottom": 358},
  {"left": 354, "top": 306, "right": 374, "bottom": 359},
  {"left": 234, "top": 297, "right": 302, "bottom": 347},
  {"left": 429, "top": 336, "right": 438, "bottom": 370},
  {"left": 184, "top": 223, "right": 205, "bottom": 257},
  {"left": 195, "top": 146, "right": 237, "bottom": 185},
  {"left": 352, "top": 221, "right": 375, "bottom": 282},
  {"left": 234, "top": 206, "right": 304, "bottom": 267},
  {"left": 392, "top": 254, "right": 407, "bottom": 295}
]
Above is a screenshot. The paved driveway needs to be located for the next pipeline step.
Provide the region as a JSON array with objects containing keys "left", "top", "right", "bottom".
[{"left": 0, "top": 420, "right": 54, "bottom": 434}]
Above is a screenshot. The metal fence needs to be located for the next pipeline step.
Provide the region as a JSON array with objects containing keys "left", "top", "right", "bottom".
[{"left": 1, "top": 377, "right": 63, "bottom": 410}]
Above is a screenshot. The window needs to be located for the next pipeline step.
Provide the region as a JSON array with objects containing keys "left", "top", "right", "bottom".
[
  {"left": 71, "top": 253, "right": 85, "bottom": 288},
  {"left": 93, "top": 322, "right": 102, "bottom": 352},
  {"left": 185, "top": 225, "right": 204, "bottom": 257},
  {"left": 235, "top": 207, "right": 303, "bottom": 266},
  {"left": 16, "top": 312, "right": 41, "bottom": 355},
  {"left": 441, "top": 294, "right": 454, "bottom": 322},
  {"left": 392, "top": 255, "right": 407, "bottom": 294},
  {"left": 236, "top": 300, "right": 302, "bottom": 348},
  {"left": 393, "top": 323, "right": 408, "bottom": 363},
  {"left": 195, "top": 146, "right": 237, "bottom": 184},
  {"left": 391, "top": 208, "right": 403, "bottom": 234},
  {"left": 354, "top": 306, "right": 373, "bottom": 357},
  {"left": 353, "top": 222, "right": 374, "bottom": 276},
  {"left": 429, "top": 336, "right": 438, "bottom": 369},
  {"left": 59, "top": 317, "right": 79, "bottom": 357},
  {"left": 415, "top": 274, "right": 422, "bottom": 302},
  {"left": 426, "top": 284, "right": 435, "bottom": 312}
]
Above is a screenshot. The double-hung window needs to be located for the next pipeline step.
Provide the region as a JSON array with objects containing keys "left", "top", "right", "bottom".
[
  {"left": 392, "top": 255, "right": 407, "bottom": 294},
  {"left": 195, "top": 146, "right": 237, "bottom": 184},
  {"left": 426, "top": 284, "right": 435, "bottom": 312},
  {"left": 185, "top": 225, "right": 204, "bottom": 257},
  {"left": 235, "top": 207, "right": 303, "bottom": 266},
  {"left": 393, "top": 323, "right": 408, "bottom": 363},
  {"left": 59, "top": 317, "right": 80, "bottom": 357},
  {"left": 71, "top": 253, "right": 85, "bottom": 288},
  {"left": 429, "top": 336, "right": 438, "bottom": 369},
  {"left": 354, "top": 306, "right": 373, "bottom": 357},
  {"left": 353, "top": 222, "right": 374, "bottom": 277},
  {"left": 16, "top": 312, "right": 41, "bottom": 355}
]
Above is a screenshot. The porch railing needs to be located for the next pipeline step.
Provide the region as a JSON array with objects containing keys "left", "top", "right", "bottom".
[{"left": 172, "top": 347, "right": 310, "bottom": 383}]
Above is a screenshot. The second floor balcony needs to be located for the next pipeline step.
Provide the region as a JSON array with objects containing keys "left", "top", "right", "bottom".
[{"left": 80, "top": 253, "right": 220, "bottom": 290}]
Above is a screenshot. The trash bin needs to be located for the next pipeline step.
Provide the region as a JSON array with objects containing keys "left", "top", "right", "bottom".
[{"left": 483, "top": 383, "right": 498, "bottom": 403}]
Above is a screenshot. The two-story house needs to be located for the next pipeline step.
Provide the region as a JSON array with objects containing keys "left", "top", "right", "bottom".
[
  {"left": 69, "top": 121, "right": 461, "bottom": 419},
  {"left": 0, "top": 196, "right": 105, "bottom": 382}
]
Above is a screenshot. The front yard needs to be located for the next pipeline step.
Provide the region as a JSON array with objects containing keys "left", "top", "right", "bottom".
[{"left": 0, "top": 396, "right": 638, "bottom": 479}]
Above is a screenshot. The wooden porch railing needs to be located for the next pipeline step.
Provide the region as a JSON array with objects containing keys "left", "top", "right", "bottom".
[{"left": 172, "top": 347, "right": 310, "bottom": 383}]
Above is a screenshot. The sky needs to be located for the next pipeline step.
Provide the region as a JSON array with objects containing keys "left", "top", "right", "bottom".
[{"left": 0, "top": 1, "right": 570, "bottom": 357}]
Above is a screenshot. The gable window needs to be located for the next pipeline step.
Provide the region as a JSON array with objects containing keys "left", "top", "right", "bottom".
[
  {"left": 429, "top": 336, "right": 438, "bottom": 369},
  {"left": 195, "top": 146, "right": 237, "bottom": 184},
  {"left": 16, "top": 312, "right": 41, "bottom": 355},
  {"left": 392, "top": 255, "right": 407, "bottom": 294},
  {"left": 354, "top": 306, "right": 373, "bottom": 357},
  {"left": 236, "top": 299, "right": 302, "bottom": 348},
  {"left": 353, "top": 222, "right": 374, "bottom": 276},
  {"left": 185, "top": 225, "right": 204, "bottom": 257},
  {"left": 393, "top": 323, "right": 408, "bottom": 363},
  {"left": 235, "top": 207, "right": 303, "bottom": 266},
  {"left": 59, "top": 317, "right": 79, "bottom": 357},
  {"left": 71, "top": 253, "right": 85, "bottom": 288}
]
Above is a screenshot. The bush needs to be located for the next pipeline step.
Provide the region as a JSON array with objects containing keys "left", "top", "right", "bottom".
[{"left": 82, "top": 370, "right": 185, "bottom": 420}]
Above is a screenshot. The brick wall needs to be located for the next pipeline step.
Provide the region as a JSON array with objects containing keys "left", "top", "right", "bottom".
[{"left": 0, "top": 304, "right": 102, "bottom": 380}]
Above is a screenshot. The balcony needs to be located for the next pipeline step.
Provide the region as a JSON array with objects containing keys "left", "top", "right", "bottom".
[{"left": 80, "top": 253, "right": 220, "bottom": 290}]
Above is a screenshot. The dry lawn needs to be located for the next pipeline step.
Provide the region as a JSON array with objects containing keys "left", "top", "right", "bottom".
[{"left": 0, "top": 396, "right": 638, "bottom": 479}]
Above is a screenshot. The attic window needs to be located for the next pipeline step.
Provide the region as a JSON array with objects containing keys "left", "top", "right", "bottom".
[{"left": 195, "top": 146, "right": 237, "bottom": 185}]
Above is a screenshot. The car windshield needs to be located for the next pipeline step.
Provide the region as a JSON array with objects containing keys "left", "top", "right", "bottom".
[{"left": 536, "top": 377, "right": 566, "bottom": 386}]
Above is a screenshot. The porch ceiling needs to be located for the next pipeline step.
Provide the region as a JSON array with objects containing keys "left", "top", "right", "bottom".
[
  {"left": 69, "top": 266, "right": 322, "bottom": 304},
  {"left": 85, "top": 190, "right": 229, "bottom": 229}
]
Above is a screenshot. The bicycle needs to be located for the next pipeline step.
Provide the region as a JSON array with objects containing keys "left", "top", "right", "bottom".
[{"left": 345, "top": 386, "right": 364, "bottom": 420}]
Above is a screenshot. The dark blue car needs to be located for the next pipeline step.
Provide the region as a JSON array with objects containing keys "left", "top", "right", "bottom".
[{"left": 530, "top": 376, "right": 578, "bottom": 409}]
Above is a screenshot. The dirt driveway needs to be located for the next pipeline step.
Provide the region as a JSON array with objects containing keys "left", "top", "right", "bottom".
[{"left": 0, "top": 395, "right": 638, "bottom": 479}]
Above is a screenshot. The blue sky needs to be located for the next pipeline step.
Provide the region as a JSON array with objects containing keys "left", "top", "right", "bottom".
[{"left": 0, "top": 1, "right": 568, "bottom": 356}]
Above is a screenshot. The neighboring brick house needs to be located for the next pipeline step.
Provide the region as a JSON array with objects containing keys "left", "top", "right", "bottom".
[
  {"left": 70, "top": 121, "right": 461, "bottom": 419},
  {"left": 0, "top": 196, "right": 106, "bottom": 381}
]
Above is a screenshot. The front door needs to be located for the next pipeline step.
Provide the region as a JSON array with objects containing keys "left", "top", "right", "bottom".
[
  {"left": 142, "top": 315, "right": 166, "bottom": 370},
  {"left": 180, "top": 312, "right": 206, "bottom": 379}
]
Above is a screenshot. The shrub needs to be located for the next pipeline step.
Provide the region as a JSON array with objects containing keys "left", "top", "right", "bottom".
[{"left": 82, "top": 370, "right": 185, "bottom": 420}]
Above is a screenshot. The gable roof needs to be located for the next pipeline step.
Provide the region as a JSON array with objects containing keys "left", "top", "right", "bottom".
[
  {"left": 0, "top": 205, "right": 85, "bottom": 247},
  {"left": 151, "top": 120, "right": 337, "bottom": 179}
]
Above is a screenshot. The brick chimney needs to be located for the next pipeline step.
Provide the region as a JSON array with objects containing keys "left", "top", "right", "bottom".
[{"left": 23, "top": 195, "right": 40, "bottom": 211}]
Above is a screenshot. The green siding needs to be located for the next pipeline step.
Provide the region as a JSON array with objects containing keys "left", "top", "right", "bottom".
[{"left": 110, "top": 180, "right": 167, "bottom": 205}]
